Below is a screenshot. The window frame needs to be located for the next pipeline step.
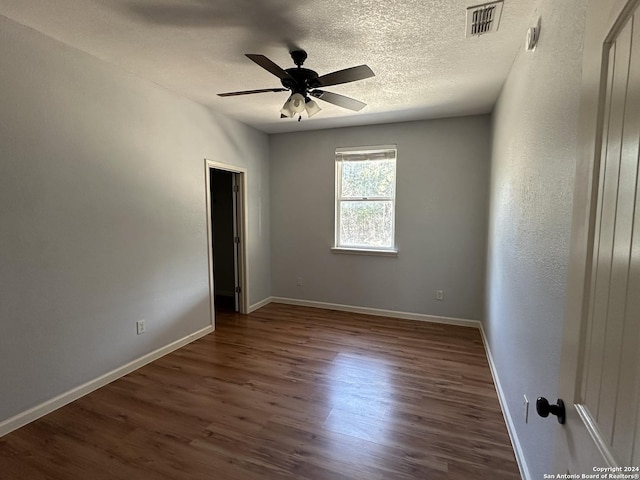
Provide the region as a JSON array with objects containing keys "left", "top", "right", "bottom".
[{"left": 333, "top": 145, "right": 398, "bottom": 256}]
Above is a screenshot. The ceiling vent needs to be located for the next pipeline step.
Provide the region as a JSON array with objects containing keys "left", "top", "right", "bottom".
[{"left": 466, "top": 1, "right": 503, "bottom": 37}]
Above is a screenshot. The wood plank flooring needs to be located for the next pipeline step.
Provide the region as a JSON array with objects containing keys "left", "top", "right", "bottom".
[{"left": 0, "top": 304, "right": 520, "bottom": 479}]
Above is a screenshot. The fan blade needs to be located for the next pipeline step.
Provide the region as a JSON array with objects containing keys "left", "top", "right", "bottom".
[
  {"left": 218, "top": 88, "right": 288, "bottom": 97},
  {"left": 315, "top": 65, "right": 375, "bottom": 87},
  {"left": 246, "top": 54, "right": 294, "bottom": 81},
  {"left": 310, "top": 90, "right": 367, "bottom": 111}
]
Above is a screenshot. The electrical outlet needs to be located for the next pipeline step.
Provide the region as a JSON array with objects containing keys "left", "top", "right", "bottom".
[
  {"left": 524, "top": 395, "right": 529, "bottom": 423},
  {"left": 296, "top": 276, "right": 303, "bottom": 287},
  {"left": 436, "top": 290, "right": 444, "bottom": 301},
  {"left": 136, "top": 319, "right": 146, "bottom": 335}
]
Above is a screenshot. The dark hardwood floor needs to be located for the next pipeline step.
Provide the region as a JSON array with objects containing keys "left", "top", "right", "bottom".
[{"left": 0, "top": 303, "right": 520, "bottom": 479}]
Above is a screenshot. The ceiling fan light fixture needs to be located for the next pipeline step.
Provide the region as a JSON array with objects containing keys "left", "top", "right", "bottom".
[
  {"left": 289, "top": 93, "right": 306, "bottom": 114},
  {"left": 305, "top": 98, "right": 321, "bottom": 117},
  {"left": 280, "top": 96, "right": 295, "bottom": 118}
]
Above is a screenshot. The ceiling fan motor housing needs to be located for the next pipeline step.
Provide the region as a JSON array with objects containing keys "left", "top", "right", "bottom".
[{"left": 282, "top": 67, "right": 320, "bottom": 94}]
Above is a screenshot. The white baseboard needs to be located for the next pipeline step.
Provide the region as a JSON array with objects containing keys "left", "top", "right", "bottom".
[
  {"left": 248, "top": 296, "right": 273, "bottom": 313},
  {"left": 270, "top": 297, "right": 481, "bottom": 328},
  {"left": 0, "top": 325, "right": 213, "bottom": 438},
  {"left": 479, "top": 324, "right": 530, "bottom": 480}
]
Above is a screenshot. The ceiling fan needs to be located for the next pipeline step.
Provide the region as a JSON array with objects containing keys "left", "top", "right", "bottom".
[{"left": 218, "top": 50, "right": 375, "bottom": 120}]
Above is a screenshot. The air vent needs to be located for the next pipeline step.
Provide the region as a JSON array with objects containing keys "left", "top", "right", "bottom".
[{"left": 466, "top": 1, "right": 504, "bottom": 37}]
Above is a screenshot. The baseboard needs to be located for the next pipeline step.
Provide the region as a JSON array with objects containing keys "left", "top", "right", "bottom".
[
  {"left": 270, "top": 297, "right": 481, "bottom": 328},
  {"left": 248, "top": 296, "right": 273, "bottom": 313},
  {"left": 0, "top": 324, "right": 214, "bottom": 438},
  {"left": 479, "top": 323, "right": 530, "bottom": 480}
]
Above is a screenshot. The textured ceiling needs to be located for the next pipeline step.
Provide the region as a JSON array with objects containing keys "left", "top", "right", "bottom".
[{"left": 0, "top": 0, "right": 542, "bottom": 133}]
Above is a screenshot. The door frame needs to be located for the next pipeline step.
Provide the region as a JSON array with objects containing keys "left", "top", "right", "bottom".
[
  {"left": 205, "top": 159, "right": 249, "bottom": 327},
  {"left": 558, "top": 0, "right": 639, "bottom": 471}
]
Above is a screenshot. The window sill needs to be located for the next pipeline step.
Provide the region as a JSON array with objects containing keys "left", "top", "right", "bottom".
[{"left": 331, "top": 247, "right": 398, "bottom": 257}]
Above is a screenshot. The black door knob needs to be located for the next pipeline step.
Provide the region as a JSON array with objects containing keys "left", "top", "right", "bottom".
[{"left": 536, "top": 397, "right": 566, "bottom": 424}]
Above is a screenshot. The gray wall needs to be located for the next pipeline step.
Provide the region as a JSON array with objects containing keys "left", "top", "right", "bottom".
[
  {"left": 0, "top": 16, "right": 270, "bottom": 423},
  {"left": 485, "top": 0, "right": 587, "bottom": 477},
  {"left": 270, "top": 116, "right": 491, "bottom": 320}
]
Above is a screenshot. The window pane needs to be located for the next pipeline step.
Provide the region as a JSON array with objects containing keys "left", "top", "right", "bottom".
[
  {"left": 341, "top": 159, "right": 395, "bottom": 198},
  {"left": 339, "top": 201, "right": 393, "bottom": 248}
]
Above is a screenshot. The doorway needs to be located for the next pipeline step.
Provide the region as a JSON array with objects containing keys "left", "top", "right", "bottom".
[{"left": 205, "top": 160, "right": 248, "bottom": 326}]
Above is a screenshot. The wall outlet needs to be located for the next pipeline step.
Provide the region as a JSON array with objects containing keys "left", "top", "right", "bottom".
[
  {"left": 296, "top": 276, "right": 303, "bottom": 287},
  {"left": 523, "top": 394, "right": 529, "bottom": 423},
  {"left": 136, "top": 319, "right": 146, "bottom": 335},
  {"left": 436, "top": 290, "right": 444, "bottom": 301}
]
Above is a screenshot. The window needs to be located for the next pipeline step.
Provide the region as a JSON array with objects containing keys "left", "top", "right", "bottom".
[{"left": 334, "top": 145, "right": 397, "bottom": 254}]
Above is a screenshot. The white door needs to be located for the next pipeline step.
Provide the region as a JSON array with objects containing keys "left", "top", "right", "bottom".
[{"left": 557, "top": 0, "right": 640, "bottom": 473}]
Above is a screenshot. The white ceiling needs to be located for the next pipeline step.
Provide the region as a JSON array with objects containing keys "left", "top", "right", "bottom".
[{"left": 0, "top": 0, "right": 541, "bottom": 134}]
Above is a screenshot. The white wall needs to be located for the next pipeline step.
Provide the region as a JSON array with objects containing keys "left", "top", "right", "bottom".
[
  {"left": 486, "top": 0, "right": 587, "bottom": 477},
  {"left": 0, "top": 16, "right": 270, "bottom": 424},
  {"left": 270, "top": 116, "right": 491, "bottom": 320}
]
